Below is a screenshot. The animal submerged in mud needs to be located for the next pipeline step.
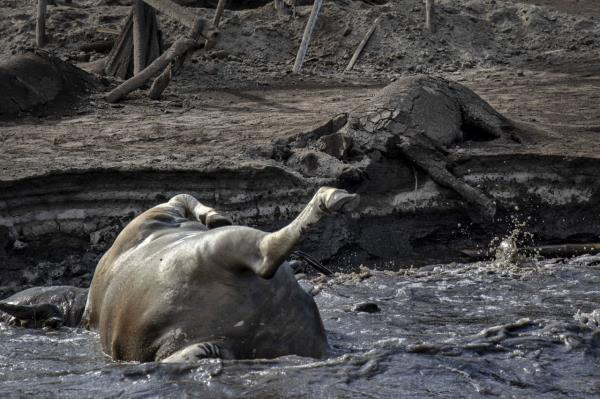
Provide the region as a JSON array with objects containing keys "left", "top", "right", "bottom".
[{"left": 0, "top": 187, "right": 359, "bottom": 362}]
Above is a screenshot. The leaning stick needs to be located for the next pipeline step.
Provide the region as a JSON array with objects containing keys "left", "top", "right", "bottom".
[
  {"left": 292, "top": 0, "right": 323, "bottom": 73},
  {"left": 425, "top": 0, "right": 434, "bottom": 32},
  {"left": 212, "top": 0, "right": 226, "bottom": 27},
  {"left": 203, "top": 0, "right": 226, "bottom": 50},
  {"left": 106, "top": 37, "right": 197, "bottom": 103},
  {"left": 345, "top": 16, "right": 379, "bottom": 72},
  {"left": 148, "top": 18, "right": 206, "bottom": 100},
  {"left": 397, "top": 140, "right": 496, "bottom": 221},
  {"left": 36, "top": 0, "right": 47, "bottom": 47},
  {"left": 132, "top": 0, "right": 147, "bottom": 75}
]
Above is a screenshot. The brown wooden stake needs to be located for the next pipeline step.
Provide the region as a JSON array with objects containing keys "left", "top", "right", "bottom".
[
  {"left": 106, "top": 37, "right": 197, "bottom": 103},
  {"left": 292, "top": 0, "right": 323, "bottom": 73},
  {"left": 36, "top": 0, "right": 47, "bottom": 47},
  {"left": 345, "top": 16, "right": 379, "bottom": 72},
  {"left": 425, "top": 0, "right": 434, "bottom": 33},
  {"left": 133, "top": 0, "right": 148, "bottom": 75}
]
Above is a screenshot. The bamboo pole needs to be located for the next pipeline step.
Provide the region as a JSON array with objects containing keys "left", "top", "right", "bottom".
[
  {"left": 132, "top": 0, "right": 147, "bottom": 75},
  {"left": 36, "top": 0, "right": 47, "bottom": 47},
  {"left": 425, "top": 0, "right": 434, "bottom": 33},
  {"left": 292, "top": 0, "right": 323, "bottom": 73},
  {"left": 106, "top": 37, "right": 197, "bottom": 103},
  {"left": 345, "top": 16, "right": 379, "bottom": 72}
]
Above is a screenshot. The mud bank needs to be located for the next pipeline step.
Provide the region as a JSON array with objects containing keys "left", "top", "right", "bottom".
[
  {"left": 2, "top": 75, "right": 600, "bottom": 296},
  {"left": 1, "top": 149, "right": 599, "bottom": 297}
]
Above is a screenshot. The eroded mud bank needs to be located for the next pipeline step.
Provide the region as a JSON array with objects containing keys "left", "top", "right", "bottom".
[{"left": 1, "top": 150, "right": 599, "bottom": 296}]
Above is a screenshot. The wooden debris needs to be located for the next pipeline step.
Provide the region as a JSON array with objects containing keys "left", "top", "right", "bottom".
[
  {"left": 104, "top": 7, "right": 161, "bottom": 79},
  {"left": 106, "top": 37, "right": 197, "bottom": 103},
  {"left": 96, "top": 27, "right": 121, "bottom": 35},
  {"left": 133, "top": 0, "right": 148, "bottom": 75},
  {"left": 212, "top": 0, "right": 226, "bottom": 28},
  {"left": 36, "top": 0, "right": 47, "bottom": 47},
  {"left": 293, "top": 250, "right": 333, "bottom": 276},
  {"left": 204, "top": 0, "right": 226, "bottom": 50},
  {"left": 292, "top": 0, "right": 323, "bottom": 73},
  {"left": 345, "top": 16, "right": 379, "bottom": 72},
  {"left": 148, "top": 6, "right": 219, "bottom": 100},
  {"left": 397, "top": 139, "right": 496, "bottom": 221},
  {"left": 425, "top": 0, "right": 435, "bottom": 32}
]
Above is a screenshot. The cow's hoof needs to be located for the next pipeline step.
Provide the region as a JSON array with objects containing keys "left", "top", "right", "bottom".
[{"left": 318, "top": 187, "right": 360, "bottom": 213}]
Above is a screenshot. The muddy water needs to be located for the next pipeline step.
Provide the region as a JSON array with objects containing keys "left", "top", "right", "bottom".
[{"left": 2, "top": 255, "right": 600, "bottom": 398}]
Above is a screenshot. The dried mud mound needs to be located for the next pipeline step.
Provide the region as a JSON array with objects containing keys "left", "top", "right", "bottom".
[{"left": 0, "top": 50, "right": 98, "bottom": 117}]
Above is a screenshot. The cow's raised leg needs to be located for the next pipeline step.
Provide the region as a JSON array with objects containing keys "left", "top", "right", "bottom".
[
  {"left": 190, "top": 188, "right": 358, "bottom": 279},
  {"left": 166, "top": 194, "right": 232, "bottom": 228},
  {"left": 256, "top": 187, "right": 358, "bottom": 278}
]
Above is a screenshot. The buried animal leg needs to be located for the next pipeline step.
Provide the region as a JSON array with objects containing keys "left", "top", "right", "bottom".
[
  {"left": 0, "top": 302, "right": 64, "bottom": 329},
  {"left": 255, "top": 187, "right": 359, "bottom": 278},
  {"left": 166, "top": 194, "right": 232, "bottom": 228},
  {"left": 160, "top": 342, "right": 223, "bottom": 363}
]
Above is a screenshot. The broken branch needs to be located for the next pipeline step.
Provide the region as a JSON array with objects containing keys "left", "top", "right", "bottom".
[
  {"left": 106, "top": 37, "right": 197, "bottom": 103},
  {"left": 292, "top": 0, "right": 323, "bottom": 73},
  {"left": 397, "top": 140, "right": 496, "bottom": 221},
  {"left": 345, "top": 16, "right": 379, "bottom": 72}
]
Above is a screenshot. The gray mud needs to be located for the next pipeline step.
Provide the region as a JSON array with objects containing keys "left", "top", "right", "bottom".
[{"left": 2, "top": 254, "right": 600, "bottom": 397}]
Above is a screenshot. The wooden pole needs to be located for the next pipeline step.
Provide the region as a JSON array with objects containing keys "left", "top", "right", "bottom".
[
  {"left": 36, "top": 0, "right": 47, "bottom": 47},
  {"left": 132, "top": 0, "right": 147, "bottom": 75},
  {"left": 106, "top": 37, "right": 197, "bottom": 103},
  {"left": 213, "top": 0, "right": 226, "bottom": 27},
  {"left": 292, "top": 0, "right": 323, "bottom": 73},
  {"left": 204, "top": 0, "right": 226, "bottom": 50},
  {"left": 345, "top": 16, "right": 379, "bottom": 72},
  {"left": 425, "top": 0, "right": 434, "bottom": 33}
]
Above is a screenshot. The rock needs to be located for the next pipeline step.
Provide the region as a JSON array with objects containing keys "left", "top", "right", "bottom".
[
  {"left": 352, "top": 302, "right": 381, "bottom": 313},
  {"left": 317, "top": 132, "right": 352, "bottom": 159}
]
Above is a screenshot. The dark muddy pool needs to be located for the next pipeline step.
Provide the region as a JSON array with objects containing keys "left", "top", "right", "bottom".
[{"left": 2, "top": 255, "right": 600, "bottom": 398}]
